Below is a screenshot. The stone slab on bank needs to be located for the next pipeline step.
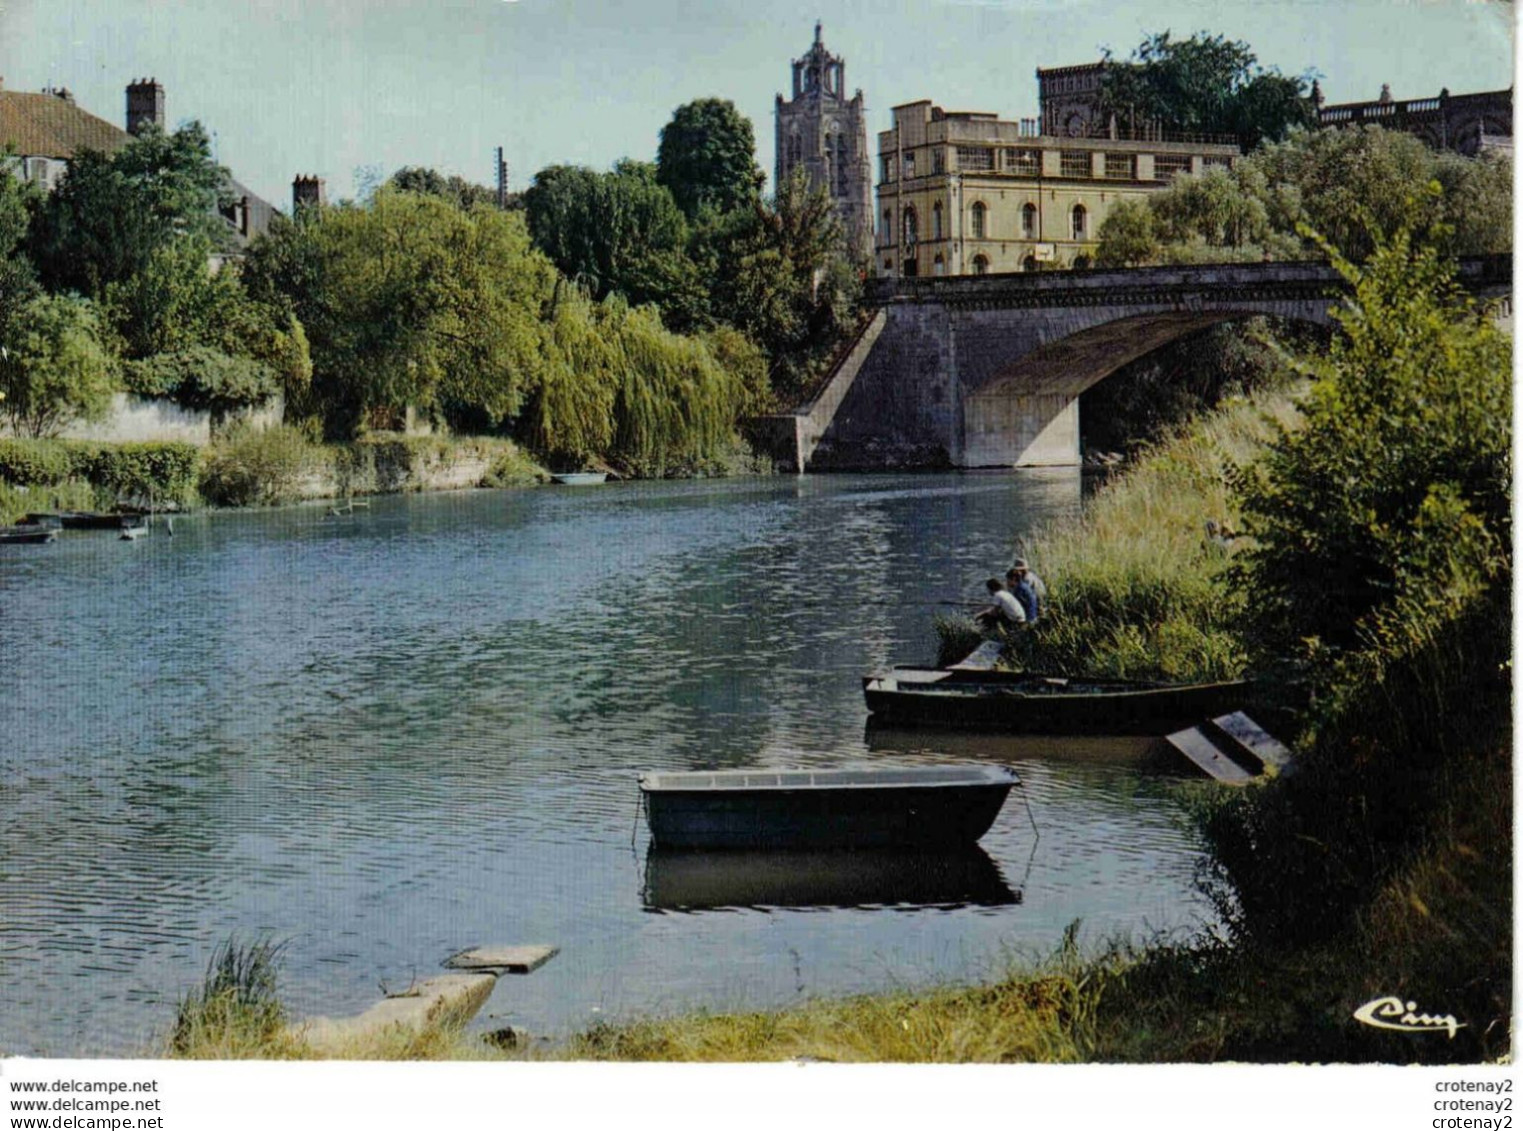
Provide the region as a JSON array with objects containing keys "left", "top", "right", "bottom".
[
  {"left": 444, "top": 944, "right": 559, "bottom": 975},
  {"left": 292, "top": 944, "right": 559, "bottom": 1053},
  {"left": 293, "top": 973, "right": 498, "bottom": 1053}
]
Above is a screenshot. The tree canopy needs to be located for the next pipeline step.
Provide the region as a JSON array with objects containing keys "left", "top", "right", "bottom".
[
  {"left": 28, "top": 122, "right": 233, "bottom": 296},
  {"left": 523, "top": 160, "right": 703, "bottom": 322},
  {"left": 655, "top": 98, "right": 764, "bottom": 220},
  {"left": 1096, "top": 125, "right": 1512, "bottom": 266},
  {"left": 242, "top": 188, "right": 555, "bottom": 438},
  {"left": 389, "top": 166, "right": 504, "bottom": 210},
  {"left": 1100, "top": 31, "right": 1316, "bottom": 151},
  {"left": 0, "top": 293, "right": 117, "bottom": 438}
]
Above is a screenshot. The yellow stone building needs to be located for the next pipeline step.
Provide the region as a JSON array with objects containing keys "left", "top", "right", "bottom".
[{"left": 875, "top": 100, "right": 1239, "bottom": 276}]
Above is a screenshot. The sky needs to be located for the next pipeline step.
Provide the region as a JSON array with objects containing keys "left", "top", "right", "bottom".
[{"left": 0, "top": 0, "right": 1514, "bottom": 210}]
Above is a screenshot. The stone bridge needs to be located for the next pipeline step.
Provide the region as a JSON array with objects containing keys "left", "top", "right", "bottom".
[{"left": 760, "top": 256, "right": 1511, "bottom": 470}]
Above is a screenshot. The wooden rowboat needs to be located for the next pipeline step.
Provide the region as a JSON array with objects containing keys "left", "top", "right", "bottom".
[
  {"left": 550, "top": 471, "right": 608, "bottom": 486},
  {"left": 862, "top": 668, "right": 1250, "bottom": 735},
  {"left": 638, "top": 764, "right": 1018, "bottom": 850}
]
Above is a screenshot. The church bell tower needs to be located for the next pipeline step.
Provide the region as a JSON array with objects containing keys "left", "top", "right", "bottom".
[{"left": 774, "top": 23, "right": 873, "bottom": 262}]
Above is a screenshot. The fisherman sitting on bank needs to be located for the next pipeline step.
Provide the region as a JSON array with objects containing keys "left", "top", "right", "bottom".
[
  {"left": 974, "top": 578, "right": 1027, "bottom": 636},
  {"left": 1005, "top": 562, "right": 1041, "bottom": 626}
]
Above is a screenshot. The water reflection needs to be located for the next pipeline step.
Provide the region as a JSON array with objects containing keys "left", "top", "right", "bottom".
[
  {"left": 641, "top": 846, "right": 1020, "bottom": 912},
  {"left": 863, "top": 718, "right": 1160, "bottom": 765}
]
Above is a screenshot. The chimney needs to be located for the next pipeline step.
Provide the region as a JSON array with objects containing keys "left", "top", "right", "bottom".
[
  {"left": 126, "top": 77, "right": 165, "bottom": 134},
  {"left": 292, "top": 174, "right": 327, "bottom": 211}
]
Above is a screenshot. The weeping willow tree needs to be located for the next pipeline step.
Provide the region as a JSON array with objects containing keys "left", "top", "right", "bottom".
[
  {"left": 525, "top": 282, "right": 619, "bottom": 467},
  {"left": 607, "top": 302, "right": 744, "bottom": 476}
]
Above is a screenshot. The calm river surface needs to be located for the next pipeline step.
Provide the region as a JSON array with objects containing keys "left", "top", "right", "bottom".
[{"left": 0, "top": 472, "right": 1217, "bottom": 1055}]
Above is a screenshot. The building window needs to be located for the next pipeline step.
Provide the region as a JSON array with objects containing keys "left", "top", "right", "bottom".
[
  {"left": 933, "top": 254, "right": 945, "bottom": 276},
  {"left": 1060, "top": 150, "right": 1090, "bottom": 178},
  {"left": 881, "top": 155, "right": 895, "bottom": 183},
  {"left": 973, "top": 254, "right": 990, "bottom": 275},
  {"left": 956, "top": 146, "right": 994, "bottom": 172},
  {"left": 1104, "top": 153, "right": 1134, "bottom": 179},
  {"left": 1008, "top": 148, "right": 1041, "bottom": 176},
  {"left": 970, "top": 201, "right": 987, "bottom": 239},
  {"left": 1154, "top": 154, "right": 1192, "bottom": 182},
  {"left": 902, "top": 152, "right": 916, "bottom": 178},
  {"left": 882, "top": 208, "right": 893, "bottom": 245},
  {"left": 903, "top": 257, "right": 918, "bottom": 277},
  {"left": 933, "top": 147, "right": 946, "bottom": 174},
  {"left": 1021, "top": 202, "right": 1037, "bottom": 237},
  {"left": 28, "top": 157, "right": 49, "bottom": 184},
  {"left": 902, "top": 206, "right": 918, "bottom": 248},
  {"left": 1071, "top": 204, "right": 1088, "bottom": 240},
  {"left": 932, "top": 201, "right": 944, "bottom": 240}
]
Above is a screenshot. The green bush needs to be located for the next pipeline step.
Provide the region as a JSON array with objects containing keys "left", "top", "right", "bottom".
[
  {"left": 1200, "top": 205, "right": 1513, "bottom": 947},
  {"left": 0, "top": 438, "right": 74, "bottom": 485},
  {"left": 199, "top": 426, "right": 316, "bottom": 507},
  {"left": 1236, "top": 200, "right": 1511, "bottom": 677},
  {"left": 123, "top": 347, "right": 279, "bottom": 415},
  {"left": 67, "top": 442, "right": 201, "bottom": 504}
]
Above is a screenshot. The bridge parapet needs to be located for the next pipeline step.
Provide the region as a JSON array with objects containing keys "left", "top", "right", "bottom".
[{"left": 867, "top": 255, "right": 1511, "bottom": 309}]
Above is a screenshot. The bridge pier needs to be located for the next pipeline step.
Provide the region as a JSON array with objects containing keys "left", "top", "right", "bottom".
[{"left": 962, "top": 392, "right": 1078, "bottom": 468}]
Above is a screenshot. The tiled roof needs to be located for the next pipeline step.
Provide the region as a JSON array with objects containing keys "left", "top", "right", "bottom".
[{"left": 0, "top": 91, "right": 129, "bottom": 159}]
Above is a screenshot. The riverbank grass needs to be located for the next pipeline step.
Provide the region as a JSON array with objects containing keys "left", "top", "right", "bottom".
[{"left": 940, "top": 388, "right": 1300, "bottom": 680}]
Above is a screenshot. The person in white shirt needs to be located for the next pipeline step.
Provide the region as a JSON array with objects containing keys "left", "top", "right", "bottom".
[{"left": 974, "top": 578, "right": 1026, "bottom": 632}]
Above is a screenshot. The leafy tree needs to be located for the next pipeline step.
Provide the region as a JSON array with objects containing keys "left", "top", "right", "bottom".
[
  {"left": 1095, "top": 198, "right": 1160, "bottom": 267},
  {"left": 655, "top": 99, "right": 764, "bottom": 219},
  {"left": 0, "top": 293, "right": 118, "bottom": 437},
  {"left": 0, "top": 158, "right": 41, "bottom": 333},
  {"left": 389, "top": 166, "right": 505, "bottom": 211},
  {"left": 28, "top": 123, "right": 232, "bottom": 296},
  {"left": 1100, "top": 32, "right": 1315, "bottom": 150},
  {"left": 523, "top": 161, "right": 705, "bottom": 324},
  {"left": 242, "top": 189, "right": 555, "bottom": 438},
  {"left": 1251, "top": 125, "right": 1511, "bottom": 259},
  {"left": 707, "top": 168, "right": 860, "bottom": 404},
  {"left": 1095, "top": 126, "right": 1512, "bottom": 265},
  {"left": 1236, "top": 194, "right": 1511, "bottom": 666}
]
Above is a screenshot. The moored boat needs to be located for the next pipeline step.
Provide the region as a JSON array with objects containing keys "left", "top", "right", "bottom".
[
  {"left": 862, "top": 668, "right": 1250, "bottom": 734},
  {"left": 24, "top": 509, "right": 148, "bottom": 530},
  {"left": 638, "top": 764, "right": 1019, "bottom": 850},
  {"left": 550, "top": 471, "right": 608, "bottom": 486},
  {"left": 0, "top": 523, "right": 60, "bottom": 545}
]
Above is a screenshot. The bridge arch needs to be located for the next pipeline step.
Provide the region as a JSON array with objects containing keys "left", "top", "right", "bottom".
[{"left": 961, "top": 308, "right": 1330, "bottom": 466}]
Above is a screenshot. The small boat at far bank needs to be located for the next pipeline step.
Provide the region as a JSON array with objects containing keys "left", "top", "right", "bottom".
[
  {"left": 638, "top": 764, "right": 1019, "bottom": 850},
  {"left": 24, "top": 510, "right": 147, "bottom": 531},
  {"left": 550, "top": 471, "right": 609, "bottom": 486},
  {"left": 0, "top": 523, "right": 60, "bottom": 545},
  {"left": 863, "top": 668, "right": 1249, "bottom": 735}
]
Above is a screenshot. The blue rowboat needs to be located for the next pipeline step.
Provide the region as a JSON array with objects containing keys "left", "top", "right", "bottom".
[{"left": 637, "top": 764, "right": 1018, "bottom": 850}]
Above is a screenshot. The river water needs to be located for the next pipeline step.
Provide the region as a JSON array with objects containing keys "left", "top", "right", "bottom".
[{"left": 0, "top": 473, "right": 1216, "bottom": 1055}]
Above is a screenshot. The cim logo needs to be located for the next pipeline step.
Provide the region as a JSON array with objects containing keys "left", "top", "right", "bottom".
[{"left": 1353, "top": 995, "right": 1465, "bottom": 1039}]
